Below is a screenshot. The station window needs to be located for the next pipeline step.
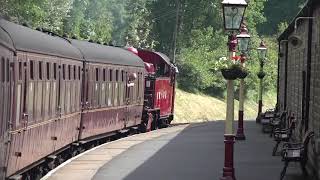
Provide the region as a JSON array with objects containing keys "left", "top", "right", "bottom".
[
  {"left": 30, "top": 60, "right": 34, "bottom": 80},
  {"left": 39, "top": 62, "right": 42, "bottom": 80},
  {"left": 121, "top": 70, "right": 124, "bottom": 82},
  {"left": 46, "top": 63, "right": 50, "bottom": 80}
]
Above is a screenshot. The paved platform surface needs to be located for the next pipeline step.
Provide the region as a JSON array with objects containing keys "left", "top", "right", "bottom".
[{"left": 43, "top": 121, "right": 312, "bottom": 180}]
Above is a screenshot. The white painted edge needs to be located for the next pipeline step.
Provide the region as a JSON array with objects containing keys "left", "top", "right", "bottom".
[{"left": 41, "top": 125, "right": 188, "bottom": 180}]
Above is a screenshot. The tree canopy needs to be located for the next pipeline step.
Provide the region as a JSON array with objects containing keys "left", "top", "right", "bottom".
[{"left": 0, "top": 0, "right": 302, "bottom": 99}]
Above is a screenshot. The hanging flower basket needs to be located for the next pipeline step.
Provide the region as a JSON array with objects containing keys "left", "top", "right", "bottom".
[
  {"left": 221, "top": 68, "right": 238, "bottom": 80},
  {"left": 257, "top": 71, "right": 266, "bottom": 79},
  {"left": 238, "top": 69, "right": 248, "bottom": 79}
]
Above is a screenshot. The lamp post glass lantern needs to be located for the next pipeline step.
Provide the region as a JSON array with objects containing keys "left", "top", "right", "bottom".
[
  {"left": 256, "top": 40, "right": 267, "bottom": 123},
  {"left": 257, "top": 41, "right": 267, "bottom": 60},
  {"left": 237, "top": 24, "right": 250, "bottom": 52},
  {"left": 222, "top": 0, "right": 248, "bottom": 31},
  {"left": 235, "top": 23, "right": 250, "bottom": 141}
]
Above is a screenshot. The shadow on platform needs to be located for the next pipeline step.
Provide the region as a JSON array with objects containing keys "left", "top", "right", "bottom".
[{"left": 94, "top": 121, "right": 311, "bottom": 180}]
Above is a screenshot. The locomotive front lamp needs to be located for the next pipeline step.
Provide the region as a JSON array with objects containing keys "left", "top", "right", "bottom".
[
  {"left": 221, "top": 0, "right": 248, "bottom": 31},
  {"left": 236, "top": 23, "right": 250, "bottom": 52},
  {"left": 257, "top": 40, "right": 267, "bottom": 61}
]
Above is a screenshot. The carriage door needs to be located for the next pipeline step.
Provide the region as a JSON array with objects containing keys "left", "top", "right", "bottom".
[
  {"left": 78, "top": 63, "right": 90, "bottom": 139},
  {"left": 0, "top": 50, "right": 15, "bottom": 178},
  {"left": 123, "top": 71, "right": 130, "bottom": 128}
]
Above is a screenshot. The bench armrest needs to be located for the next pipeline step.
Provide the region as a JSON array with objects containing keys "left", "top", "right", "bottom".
[
  {"left": 282, "top": 147, "right": 304, "bottom": 158},
  {"left": 282, "top": 142, "right": 302, "bottom": 149},
  {"left": 274, "top": 128, "right": 289, "bottom": 133}
]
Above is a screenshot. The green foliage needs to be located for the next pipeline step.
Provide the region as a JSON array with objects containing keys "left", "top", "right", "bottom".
[
  {"left": 0, "top": 0, "right": 294, "bottom": 101},
  {"left": 177, "top": 28, "right": 226, "bottom": 92},
  {"left": 124, "top": 0, "right": 155, "bottom": 48},
  {"left": 258, "top": 0, "right": 305, "bottom": 35},
  {"left": 1, "top": 0, "right": 73, "bottom": 33}
]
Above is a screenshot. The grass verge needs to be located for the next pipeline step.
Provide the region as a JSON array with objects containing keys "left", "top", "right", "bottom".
[{"left": 173, "top": 88, "right": 276, "bottom": 124}]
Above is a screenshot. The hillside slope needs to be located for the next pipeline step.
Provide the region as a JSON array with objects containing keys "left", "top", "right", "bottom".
[{"left": 173, "top": 89, "right": 276, "bottom": 124}]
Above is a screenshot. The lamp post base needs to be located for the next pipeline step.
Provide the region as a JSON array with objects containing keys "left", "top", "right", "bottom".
[
  {"left": 220, "top": 134, "right": 236, "bottom": 180},
  {"left": 256, "top": 100, "right": 263, "bottom": 123},
  {"left": 236, "top": 111, "right": 246, "bottom": 140}
]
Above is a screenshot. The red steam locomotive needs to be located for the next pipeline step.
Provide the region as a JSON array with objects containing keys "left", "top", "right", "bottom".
[{"left": 0, "top": 19, "right": 177, "bottom": 180}]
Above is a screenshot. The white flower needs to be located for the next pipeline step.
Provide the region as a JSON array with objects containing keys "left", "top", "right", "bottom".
[{"left": 219, "top": 57, "right": 227, "bottom": 61}]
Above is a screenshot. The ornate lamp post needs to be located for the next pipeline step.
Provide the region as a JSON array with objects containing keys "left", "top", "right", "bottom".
[
  {"left": 235, "top": 23, "right": 250, "bottom": 140},
  {"left": 256, "top": 40, "right": 267, "bottom": 123},
  {"left": 220, "top": 0, "right": 247, "bottom": 179}
]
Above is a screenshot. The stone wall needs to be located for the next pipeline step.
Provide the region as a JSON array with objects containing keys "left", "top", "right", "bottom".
[
  {"left": 309, "top": 5, "right": 320, "bottom": 177},
  {"left": 286, "top": 18, "right": 308, "bottom": 140},
  {"left": 279, "top": 4, "right": 320, "bottom": 177},
  {"left": 278, "top": 42, "right": 287, "bottom": 112}
]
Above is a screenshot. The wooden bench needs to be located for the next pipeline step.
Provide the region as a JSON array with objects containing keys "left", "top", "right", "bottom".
[
  {"left": 272, "top": 118, "right": 296, "bottom": 156},
  {"left": 279, "top": 131, "right": 315, "bottom": 180},
  {"left": 260, "top": 109, "right": 279, "bottom": 133},
  {"left": 261, "top": 111, "right": 287, "bottom": 135}
]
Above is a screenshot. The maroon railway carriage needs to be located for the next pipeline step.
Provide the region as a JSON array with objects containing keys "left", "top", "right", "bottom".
[
  {"left": 0, "top": 19, "right": 84, "bottom": 179},
  {"left": 0, "top": 21, "right": 16, "bottom": 180},
  {"left": 127, "top": 48, "right": 177, "bottom": 129},
  {"left": 0, "top": 19, "right": 146, "bottom": 179},
  {"left": 0, "top": 19, "right": 176, "bottom": 180},
  {"left": 69, "top": 40, "right": 145, "bottom": 141}
]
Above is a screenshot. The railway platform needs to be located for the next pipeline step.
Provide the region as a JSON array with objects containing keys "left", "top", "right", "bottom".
[{"left": 42, "top": 121, "right": 311, "bottom": 180}]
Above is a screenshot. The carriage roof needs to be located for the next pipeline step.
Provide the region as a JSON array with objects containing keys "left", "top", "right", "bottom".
[
  {"left": 0, "top": 19, "right": 83, "bottom": 60},
  {"left": 70, "top": 39, "right": 144, "bottom": 67}
]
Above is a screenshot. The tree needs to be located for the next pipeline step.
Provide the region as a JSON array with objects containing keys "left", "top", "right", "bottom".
[{"left": 1, "top": 0, "right": 73, "bottom": 32}]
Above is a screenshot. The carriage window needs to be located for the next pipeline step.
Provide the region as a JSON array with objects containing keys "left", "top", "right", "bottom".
[
  {"left": 39, "top": 61, "right": 42, "bottom": 80},
  {"left": 137, "top": 72, "right": 140, "bottom": 95},
  {"left": 109, "top": 69, "right": 113, "bottom": 81},
  {"left": 46, "top": 63, "right": 50, "bottom": 80},
  {"left": 121, "top": 71, "right": 124, "bottom": 82},
  {"left": 53, "top": 63, "right": 57, "bottom": 80},
  {"left": 6, "top": 59, "right": 9, "bottom": 82},
  {"left": 62, "top": 64, "right": 66, "bottom": 80},
  {"left": 103, "top": 69, "right": 106, "bottom": 81},
  {"left": 116, "top": 70, "right": 119, "bottom": 82},
  {"left": 1, "top": 57, "right": 4, "bottom": 82},
  {"left": 68, "top": 65, "right": 71, "bottom": 80},
  {"left": 73, "top": 65, "right": 76, "bottom": 80},
  {"left": 96, "top": 68, "right": 99, "bottom": 81},
  {"left": 30, "top": 60, "right": 34, "bottom": 80},
  {"left": 78, "top": 66, "right": 81, "bottom": 80},
  {"left": 19, "top": 62, "right": 22, "bottom": 80}
]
